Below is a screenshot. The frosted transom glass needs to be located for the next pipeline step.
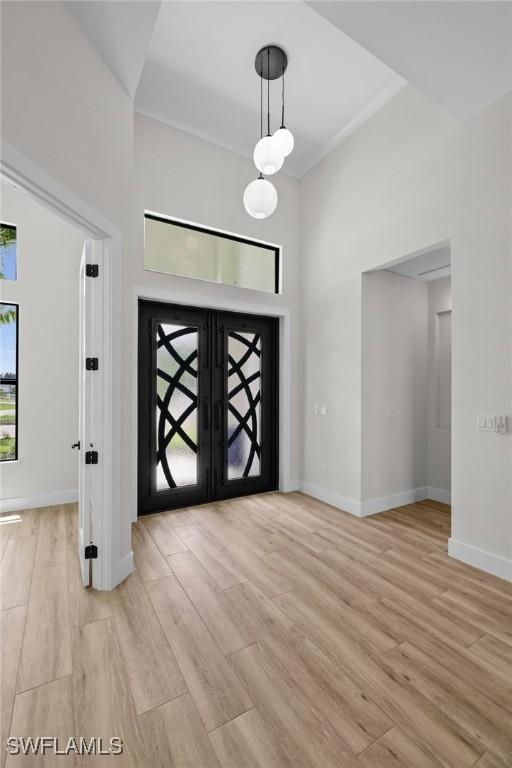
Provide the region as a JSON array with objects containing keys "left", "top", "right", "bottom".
[
  {"left": 156, "top": 322, "right": 198, "bottom": 489},
  {"left": 227, "top": 331, "right": 261, "bottom": 480},
  {"left": 144, "top": 215, "right": 279, "bottom": 294}
]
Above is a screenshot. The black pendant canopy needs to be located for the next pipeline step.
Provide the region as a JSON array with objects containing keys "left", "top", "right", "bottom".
[{"left": 255, "top": 45, "right": 288, "bottom": 81}]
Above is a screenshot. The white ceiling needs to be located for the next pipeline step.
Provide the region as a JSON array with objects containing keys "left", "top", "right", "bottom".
[
  {"left": 309, "top": 1, "right": 512, "bottom": 120},
  {"left": 68, "top": 1, "right": 511, "bottom": 177},
  {"left": 133, "top": 1, "right": 405, "bottom": 177},
  {"left": 67, "top": 1, "right": 161, "bottom": 98},
  {"left": 384, "top": 245, "right": 451, "bottom": 282}
]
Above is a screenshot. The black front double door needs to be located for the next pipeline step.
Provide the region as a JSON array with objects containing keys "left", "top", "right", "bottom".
[{"left": 138, "top": 301, "right": 279, "bottom": 514}]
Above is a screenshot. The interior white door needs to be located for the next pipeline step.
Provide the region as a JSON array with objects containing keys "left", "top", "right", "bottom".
[{"left": 78, "top": 240, "right": 103, "bottom": 586}]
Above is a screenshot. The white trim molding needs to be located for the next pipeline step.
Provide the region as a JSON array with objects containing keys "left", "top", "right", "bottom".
[
  {"left": 301, "top": 483, "right": 451, "bottom": 518},
  {"left": 448, "top": 538, "right": 512, "bottom": 583},
  {"left": 0, "top": 489, "right": 78, "bottom": 513},
  {"left": 115, "top": 551, "right": 135, "bottom": 586},
  {"left": 361, "top": 487, "right": 430, "bottom": 516},
  {"left": 427, "top": 486, "right": 451, "bottom": 504},
  {"left": 301, "top": 482, "right": 362, "bottom": 517}
]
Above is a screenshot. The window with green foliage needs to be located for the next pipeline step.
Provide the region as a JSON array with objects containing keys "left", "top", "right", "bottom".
[
  {"left": 0, "top": 303, "right": 18, "bottom": 461},
  {"left": 0, "top": 224, "right": 17, "bottom": 281}
]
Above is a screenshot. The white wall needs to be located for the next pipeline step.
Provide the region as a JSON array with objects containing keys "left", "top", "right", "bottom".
[
  {"left": 301, "top": 85, "right": 512, "bottom": 578},
  {"left": 129, "top": 114, "right": 302, "bottom": 521},
  {"left": 427, "top": 277, "right": 452, "bottom": 497},
  {"left": 1, "top": 1, "right": 133, "bottom": 234},
  {"left": 361, "top": 271, "right": 428, "bottom": 506},
  {"left": 0, "top": 184, "right": 83, "bottom": 504},
  {"left": 1, "top": 1, "right": 133, "bottom": 580}
]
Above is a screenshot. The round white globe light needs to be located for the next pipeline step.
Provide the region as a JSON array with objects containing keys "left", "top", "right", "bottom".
[
  {"left": 243, "top": 177, "right": 278, "bottom": 219},
  {"left": 253, "top": 135, "right": 284, "bottom": 176},
  {"left": 273, "top": 127, "right": 294, "bottom": 158}
]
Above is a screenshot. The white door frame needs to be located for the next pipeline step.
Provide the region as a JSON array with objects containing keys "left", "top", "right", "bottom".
[
  {"left": 131, "top": 285, "right": 293, "bottom": 522},
  {"left": 0, "top": 142, "right": 124, "bottom": 590}
]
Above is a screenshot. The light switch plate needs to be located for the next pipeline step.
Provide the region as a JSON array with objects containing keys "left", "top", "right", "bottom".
[
  {"left": 496, "top": 415, "right": 508, "bottom": 434},
  {"left": 477, "top": 414, "right": 509, "bottom": 433}
]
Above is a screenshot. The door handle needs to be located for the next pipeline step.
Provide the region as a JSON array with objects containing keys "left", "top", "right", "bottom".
[
  {"left": 71, "top": 441, "right": 81, "bottom": 450},
  {"left": 203, "top": 402, "right": 210, "bottom": 431}
]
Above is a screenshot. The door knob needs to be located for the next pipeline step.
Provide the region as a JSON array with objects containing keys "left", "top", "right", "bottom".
[{"left": 71, "top": 441, "right": 81, "bottom": 450}]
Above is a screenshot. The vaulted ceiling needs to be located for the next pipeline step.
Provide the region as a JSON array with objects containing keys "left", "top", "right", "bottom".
[
  {"left": 310, "top": 1, "right": 512, "bottom": 121},
  {"left": 68, "top": 1, "right": 512, "bottom": 178}
]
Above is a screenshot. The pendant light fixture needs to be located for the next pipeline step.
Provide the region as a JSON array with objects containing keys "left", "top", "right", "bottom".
[
  {"left": 253, "top": 48, "right": 284, "bottom": 175},
  {"left": 243, "top": 174, "right": 278, "bottom": 219},
  {"left": 273, "top": 63, "right": 294, "bottom": 158},
  {"left": 244, "top": 44, "right": 293, "bottom": 219}
]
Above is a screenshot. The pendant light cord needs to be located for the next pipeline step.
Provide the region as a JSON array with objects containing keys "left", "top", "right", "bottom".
[
  {"left": 281, "top": 65, "right": 285, "bottom": 128},
  {"left": 267, "top": 48, "right": 270, "bottom": 136},
  {"left": 260, "top": 72, "right": 263, "bottom": 140},
  {"left": 258, "top": 56, "right": 264, "bottom": 178}
]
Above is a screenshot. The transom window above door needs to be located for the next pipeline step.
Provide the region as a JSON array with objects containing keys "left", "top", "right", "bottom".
[{"left": 144, "top": 213, "right": 281, "bottom": 294}]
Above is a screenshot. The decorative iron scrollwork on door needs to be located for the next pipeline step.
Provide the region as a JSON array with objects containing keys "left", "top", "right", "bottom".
[
  {"left": 156, "top": 323, "right": 199, "bottom": 489},
  {"left": 227, "top": 331, "right": 262, "bottom": 479}
]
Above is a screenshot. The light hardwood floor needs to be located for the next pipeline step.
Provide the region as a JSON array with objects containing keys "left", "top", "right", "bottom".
[{"left": 1, "top": 492, "right": 511, "bottom": 767}]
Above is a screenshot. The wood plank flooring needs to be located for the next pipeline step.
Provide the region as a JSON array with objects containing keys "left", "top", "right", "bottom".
[{"left": 1, "top": 493, "right": 511, "bottom": 767}]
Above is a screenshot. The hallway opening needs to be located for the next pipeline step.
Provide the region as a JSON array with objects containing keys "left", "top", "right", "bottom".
[{"left": 362, "top": 242, "right": 452, "bottom": 538}]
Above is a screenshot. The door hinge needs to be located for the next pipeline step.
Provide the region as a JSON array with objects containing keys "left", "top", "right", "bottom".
[
  {"left": 85, "top": 264, "right": 99, "bottom": 277},
  {"left": 85, "top": 357, "right": 99, "bottom": 370},
  {"left": 85, "top": 450, "right": 98, "bottom": 464},
  {"left": 84, "top": 543, "right": 98, "bottom": 559}
]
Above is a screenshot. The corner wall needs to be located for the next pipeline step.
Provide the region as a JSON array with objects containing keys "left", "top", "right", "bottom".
[
  {"left": 301, "top": 86, "right": 512, "bottom": 579},
  {"left": 361, "top": 270, "right": 429, "bottom": 510},
  {"left": 427, "top": 277, "right": 452, "bottom": 500}
]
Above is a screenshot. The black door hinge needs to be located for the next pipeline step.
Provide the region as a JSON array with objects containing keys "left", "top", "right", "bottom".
[
  {"left": 85, "top": 264, "right": 99, "bottom": 277},
  {"left": 85, "top": 543, "right": 98, "bottom": 559},
  {"left": 85, "top": 450, "right": 98, "bottom": 464},
  {"left": 85, "top": 357, "right": 99, "bottom": 370}
]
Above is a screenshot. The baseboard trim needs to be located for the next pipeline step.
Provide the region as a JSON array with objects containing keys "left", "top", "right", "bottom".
[
  {"left": 448, "top": 538, "right": 512, "bottom": 583},
  {"left": 301, "top": 482, "right": 362, "bottom": 517},
  {"left": 427, "top": 487, "right": 451, "bottom": 504},
  {"left": 301, "top": 482, "right": 452, "bottom": 519},
  {"left": 0, "top": 489, "right": 78, "bottom": 513},
  {"left": 361, "top": 487, "right": 429, "bottom": 516},
  {"left": 113, "top": 550, "right": 134, "bottom": 588}
]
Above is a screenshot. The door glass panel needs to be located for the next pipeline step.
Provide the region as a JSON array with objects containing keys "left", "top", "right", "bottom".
[
  {"left": 227, "top": 331, "right": 261, "bottom": 480},
  {"left": 156, "top": 323, "right": 198, "bottom": 489}
]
